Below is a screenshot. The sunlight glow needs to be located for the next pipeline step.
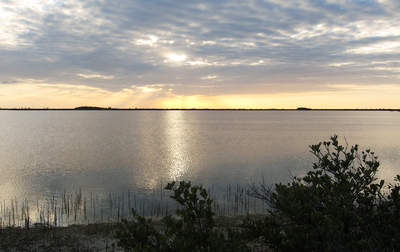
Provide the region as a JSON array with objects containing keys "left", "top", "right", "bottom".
[
  {"left": 165, "top": 53, "right": 187, "bottom": 62},
  {"left": 1, "top": 82, "right": 400, "bottom": 109},
  {"left": 157, "top": 87, "right": 400, "bottom": 109}
]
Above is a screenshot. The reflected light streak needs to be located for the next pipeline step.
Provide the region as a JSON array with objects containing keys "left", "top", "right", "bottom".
[{"left": 165, "top": 110, "right": 190, "bottom": 180}]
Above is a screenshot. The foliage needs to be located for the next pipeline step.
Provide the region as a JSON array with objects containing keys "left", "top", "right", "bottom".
[
  {"left": 116, "top": 136, "right": 400, "bottom": 251},
  {"left": 116, "top": 181, "right": 249, "bottom": 252},
  {"left": 247, "top": 135, "right": 400, "bottom": 251},
  {"left": 116, "top": 209, "right": 163, "bottom": 251}
]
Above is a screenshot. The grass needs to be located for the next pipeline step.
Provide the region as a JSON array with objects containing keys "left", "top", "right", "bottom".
[
  {"left": 0, "top": 183, "right": 265, "bottom": 228},
  {"left": 0, "top": 183, "right": 268, "bottom": 250}
]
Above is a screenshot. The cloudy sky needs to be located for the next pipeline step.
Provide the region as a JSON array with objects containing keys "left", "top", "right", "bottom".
[{"left": 1, "top": 0, "right": 400, "bottom": 108}]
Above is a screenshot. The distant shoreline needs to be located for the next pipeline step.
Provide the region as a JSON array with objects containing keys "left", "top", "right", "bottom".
[{"left": 0, "top": 107, "right": 399, "bottom": 111}]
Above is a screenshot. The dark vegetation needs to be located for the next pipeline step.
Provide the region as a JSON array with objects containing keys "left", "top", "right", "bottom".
[
  {"left": 296, "top": 107, "right": 312, "bottom": 110},
  {"left": 0, "top": 223, "right": 120, "bottom": 251},
  {"left": 74, "top": 106, "right": 111, "bottom": 110},
  {"left": 1, "top": 136, "right": 400, "bottom": 251},
  {"left": 246, "top": 135, "right": 400, "bottom": 251},
  {"left": 116, "top": 181, "right": 249, "bottom": 251},
  {"left": 116, "top": 136, "right": 400, "bottom": 251}
]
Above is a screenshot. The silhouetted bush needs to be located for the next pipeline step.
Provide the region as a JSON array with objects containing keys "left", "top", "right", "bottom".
[
  {"left": 116, "top": 181, "right": 249, "bottom": 251},
  {"left": 116, "top": 136, "right": 400, "bottom": 251},
  {"left": 246, "top": 135, "right": 400, "bottom": 251}
]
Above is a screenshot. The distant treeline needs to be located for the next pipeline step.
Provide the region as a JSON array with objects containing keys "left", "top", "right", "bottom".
[{"left": 74, "top": 106, "right": 111, "bottom": 110}]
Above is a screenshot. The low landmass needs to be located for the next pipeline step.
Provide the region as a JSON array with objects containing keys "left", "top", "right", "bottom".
[{"left": 74, "top": 106, "right": 111, "bottom": 110}]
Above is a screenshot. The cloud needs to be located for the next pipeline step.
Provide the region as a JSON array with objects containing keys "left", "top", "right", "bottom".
[
  {"left": 77, "top": 73, "right": 115, "bottom": 79},
  {"left": 0, "top": 0, "right": 399, "bottom": 107},
  {"left": 201, "top": 75, "right": 218, "bottom": 80},
  {"left": 1, "top": 80, "right": 17, "bottom": 84},
  {"left": 347, "top": 41, "right": 400, "bottom": 54}
]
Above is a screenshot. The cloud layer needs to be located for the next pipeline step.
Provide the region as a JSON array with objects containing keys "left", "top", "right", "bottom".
[{"left": 1, "top": 0, "right": 400, "bottom": 108}]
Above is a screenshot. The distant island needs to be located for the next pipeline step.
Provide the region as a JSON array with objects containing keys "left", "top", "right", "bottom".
[{"left": 74, "top": 106, "right": 111, "bottom": 110}]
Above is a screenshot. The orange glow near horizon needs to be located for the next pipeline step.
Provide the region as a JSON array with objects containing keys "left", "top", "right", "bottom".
[{"left": 1, "top": 82, "right": 400, "bottom": 109}]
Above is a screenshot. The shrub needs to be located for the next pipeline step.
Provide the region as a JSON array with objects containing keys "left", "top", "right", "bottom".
[
  {"left": 247, "top": 135, "right": 400, "bottom": 251},
  {"left": 116, "top": 209, "right": 163, "bottom": 251},
  {"left": 116, "top": 181, "right": 249, "bottom": 252}
]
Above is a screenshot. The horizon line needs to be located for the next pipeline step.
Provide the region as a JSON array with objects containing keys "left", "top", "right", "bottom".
[{"left": 0, "top": 106, "right": 399, "bottom": 111}]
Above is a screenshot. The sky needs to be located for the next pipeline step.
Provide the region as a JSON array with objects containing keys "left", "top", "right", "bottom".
[{"left": 1, "top": 0, "right": 400, "bottom": 109}]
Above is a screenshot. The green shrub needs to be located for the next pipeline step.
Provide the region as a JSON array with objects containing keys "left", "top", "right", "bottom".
[
  {"left": 116, "top": 209, "right": 163, "bottom": 251},
  {"left": 116, "top": 181, "right": 249, "bottom": 252},
  {"left": 247, "top": 135, "right": 400, "bottom": 251}
]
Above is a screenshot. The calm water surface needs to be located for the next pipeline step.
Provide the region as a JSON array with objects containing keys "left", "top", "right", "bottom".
[{"left": 0, "top": 111, "right": 399, "bottom": 200}]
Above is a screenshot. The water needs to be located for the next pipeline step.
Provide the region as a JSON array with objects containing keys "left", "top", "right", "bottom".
[{"left": 0, "top": 110, "right": 399, "bottom": 224}]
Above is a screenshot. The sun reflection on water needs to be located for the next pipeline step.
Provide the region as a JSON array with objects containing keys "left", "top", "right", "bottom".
[{"left": 165, "top": 110, "right": 190, "bottom": 180}]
